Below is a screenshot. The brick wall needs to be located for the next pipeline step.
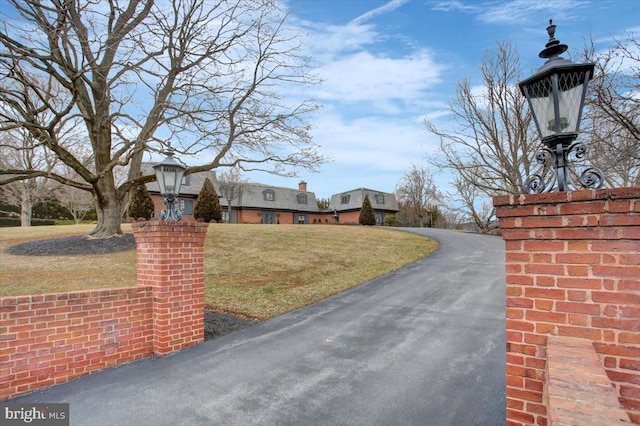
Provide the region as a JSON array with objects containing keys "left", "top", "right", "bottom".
[
  {"left": 1, "top": 221, "right": 208, "bottom": 400},
  {"left": 494, "top": 187, "right": 640, "bottom": 425},
  {"left": 1, "top": 287, "right": 153, "bottom": 400},
  {"left": 545, "top": 336, "right": 630, "bottom": 425},
  {"left": 132, "top": 221, "right": 208, "bottom": 355}
]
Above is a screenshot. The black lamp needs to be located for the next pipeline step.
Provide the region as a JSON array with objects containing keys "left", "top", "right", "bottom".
[
  {"left": 519, "top": 20, "right": 604, "bottom": 192},
  {"left": 153, "top": 148, "right": 186, "bottom": 221}
]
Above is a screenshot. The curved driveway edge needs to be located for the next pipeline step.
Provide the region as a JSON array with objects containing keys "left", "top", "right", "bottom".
[{"left": 10, "top": 228, "right": 506, "bottom": 426}]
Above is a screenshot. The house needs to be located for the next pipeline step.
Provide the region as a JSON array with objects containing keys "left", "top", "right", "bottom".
[
  {"left": 142, "top": 165, "right": 398, "bottom": 224},
  {"left": 329, "top": 188, "right": 399, "bottom": 225}
]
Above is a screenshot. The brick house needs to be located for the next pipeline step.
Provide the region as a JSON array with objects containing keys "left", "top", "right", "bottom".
[{"left": 143, "top": 166, "right": 398, "bottom": 224}]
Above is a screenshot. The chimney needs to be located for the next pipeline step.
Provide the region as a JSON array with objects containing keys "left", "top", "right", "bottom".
[{"left": 299, "top": 181, "right": 307, "bottom": 192}]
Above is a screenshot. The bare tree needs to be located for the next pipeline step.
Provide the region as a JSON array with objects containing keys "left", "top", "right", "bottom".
[
  {"left": 395, "top": 164, "right": 443, "bottom": 227},
  {"left": 582, "top": 34, "right": 640, "bottom": 187},
  {"left": 55, "top": 184, "right": 94, "bottom": 224},
  {"left": 425, "top": 41, "right": 537, "bottom": 210},
  {"left": 217, "top": 166, "right": 243, "bottom": 223},
  {"left": 0, "top": 0, "right": 323, "bottom": 238},
  {"left": 0, "top": 130, "right": 56, "bottom": 226},
  {"left": 450, "top": 176, "right": 495, "bottom": 232}
]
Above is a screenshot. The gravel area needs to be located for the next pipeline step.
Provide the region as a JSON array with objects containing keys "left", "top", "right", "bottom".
[{"left": 5, "top": 234, "right": 256, "bottom": 341}]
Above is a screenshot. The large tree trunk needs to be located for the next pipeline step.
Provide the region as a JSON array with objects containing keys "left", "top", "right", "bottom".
[
  {"left": 89, "top": 177, "right": 123, "bottom": 238},
  {"left": 20, "top": 192, "right": 32, "bottom": 227}
]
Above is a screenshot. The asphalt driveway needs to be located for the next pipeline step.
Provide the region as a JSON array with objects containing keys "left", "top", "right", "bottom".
[{"left": 10, "top": 228, "right": 506, "bottom": 426}]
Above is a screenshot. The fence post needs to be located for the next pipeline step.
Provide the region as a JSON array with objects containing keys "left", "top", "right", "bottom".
[
  {"left": 494, "top": 187, "right": 640, "bottom": 425},
  {"left": 132, "top": 221, "right": 209, "bottom": 356}
]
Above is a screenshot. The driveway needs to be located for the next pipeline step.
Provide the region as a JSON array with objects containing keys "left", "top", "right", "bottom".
[{"left": 11, "top": 228, "right": 506, "bottom": 426}]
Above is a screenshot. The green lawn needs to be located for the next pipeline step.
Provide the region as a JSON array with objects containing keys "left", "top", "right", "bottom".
[{"left": 0, "top": 224, "right": 438, "bottom": 320}]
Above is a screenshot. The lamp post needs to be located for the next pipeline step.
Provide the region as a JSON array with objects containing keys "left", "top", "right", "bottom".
[
  {"left": 519, "top": 20, "right": 604, "bottom": 193},
  {"left": 153, "top": 148, "right": 186, "bottom": 221}
]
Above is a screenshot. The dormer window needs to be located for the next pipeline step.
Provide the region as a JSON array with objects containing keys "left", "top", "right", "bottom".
[
  {"left": 263, "top": 189, "right": 275, "bottom": 201},
  {"left": 181, "top": 175, "right": 190, "bottom": 186},
  {"left": 341, "top": 194, "right": 350, "bottom": 204},
  {"left": 375, "top": 194, "right": 385, "bottom": 204},
  {"left": 297, "top": 193, "right": 308, "bottom": 204}
]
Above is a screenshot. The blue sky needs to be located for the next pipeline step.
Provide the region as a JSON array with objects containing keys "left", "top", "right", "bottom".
[{"left": 241, "top": 0, "right": 639, "bottom": 200}]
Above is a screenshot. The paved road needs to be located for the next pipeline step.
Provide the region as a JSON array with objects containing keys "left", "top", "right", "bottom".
[{"left": 11, "top": 228, "right": 506, "bottom": 426}]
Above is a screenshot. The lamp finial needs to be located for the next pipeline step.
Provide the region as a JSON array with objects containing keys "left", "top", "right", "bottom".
[{"left": 539, "top": 19, "right": 568, "bottom": 59}]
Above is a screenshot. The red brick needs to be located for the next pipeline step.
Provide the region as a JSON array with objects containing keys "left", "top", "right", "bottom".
[
  {"left": 507, "top": 308, "right": 525, "bottom": 319},
  {"left": 524, "top": 288, "right": 566, "bottom": 300},
  {"left": 620, "top": 358, "right": 640, "bottom": 371},
  {"left": 559, "top": 201, "right": 606, "bottom": 215},
  {"left": 620, "top": 385, "right": 640, "bottom": 399},
  {"left": 556, "top": 301, "right": 601, "bottom": 315},
  {"left": 592, "top": 291, "right": 640, "bottom": 305},
  {"left": 593, "top": 265, "right": 639, "bottom": 279},
  {"left": 591, "top": 240, "right": 640, "bottom": 253},
  {"left": 567, "top": 290, "right": 587, "bottom": 301},
  {"left": 619, "top": 332, "right": 640, "bottom": 344},
  {"left": 507, "top": 320, "right": 535, "bottom": 332},
  {"left": 534, "top": 276, "right": 556, "bottom": 287},
  {"left": 507, "top": 397, "right": 524, "bottom": 409},
  {"left": 523, "top": 241, "right": 565, "bottom": 252},
  {"left": 508, "top": 297, "right": 533, "bottom": 308},
  {"left": 507, "top": 408, "right": 535, "bottom": 424},
  {"left": 526, "top": 263, "right": 566, "bottom": 275},
  {"left": 567, "top": 314, "right": 588, "bottom": 326},
  {"left": 557, "top": 325, "right": 602, "bottom": 340},
  {"left": 526, "top": 310, "right": 567, "bottom": 323},
  {"left": 534, "top": 300, "right": 554, "bottom": 311},
  {"left": 506, "top": 274, "right": 534, "bottom": 286},
  {"left": 508, "top": 387, "right": 543, "bottom": 403},
  {"left": 556, "top": 228, "right": 602, "bottom": 240}
]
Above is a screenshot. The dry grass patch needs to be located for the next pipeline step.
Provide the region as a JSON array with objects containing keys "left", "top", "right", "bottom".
[
  {"left": 0, "top": 224, "right": 136, "bottom": 295},
  {"left": 204, "top": 224, "right": 437, "bottom": 319},
  {"left": 1, "top": 224, "right": 437, "bottom": 320}
]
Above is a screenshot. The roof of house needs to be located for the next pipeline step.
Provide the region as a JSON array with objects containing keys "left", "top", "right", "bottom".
[
  {"left": 329, "top": 188, "right": 399, "bottom": 212},
  {"left": 143, "top": 163, "right": 398, "bottom": 213},
  {"left": 233, "top": 182, "right": 319, "bottom": 213}
]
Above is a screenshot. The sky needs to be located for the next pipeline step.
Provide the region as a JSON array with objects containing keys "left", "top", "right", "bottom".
[{"left": 241, "top": 0, "right": 639, "bottom": 200}]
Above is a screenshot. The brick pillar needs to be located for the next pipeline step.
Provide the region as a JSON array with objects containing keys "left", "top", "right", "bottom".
[
  {"left": 132, "top": 221, "right": 209, "bottom": 356},
  {"left": 494, "top": 188, "right": 640, "bottom": 425}
]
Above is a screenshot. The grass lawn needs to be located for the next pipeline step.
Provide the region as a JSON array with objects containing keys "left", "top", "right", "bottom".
[{"left": 0, "top": 224, "right": 438, "bottom": 320}]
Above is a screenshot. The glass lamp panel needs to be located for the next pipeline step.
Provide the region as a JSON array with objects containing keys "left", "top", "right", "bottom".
[
  {"left": 524, "top": 76, "right": 555, "bottom": 139},
  {"left": 173, "top": 166, "right": 185, "bottom": 196},
  {"left": 154, "top": 167, "right": 166, "bottom": 195},
  {"left": 164, "top": 167, "right": 177, "bottom": 194},
  {"left": 557, "top": 70, "right": 589, "bottom": 133}
]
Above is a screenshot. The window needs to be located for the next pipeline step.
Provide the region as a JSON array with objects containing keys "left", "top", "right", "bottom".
[
  {"left": 376, "top": 213, "right": 384, "bottom": 224},
  {"left": 341, "top": 194, "right": 350, "bottom": 204},
  {"left": 375, "top": 194, "right": 385, "bottom": 204},
  {"left": 181, "top": 199, "right": 193, "bottom": 215},
  {"left": 181, "top": 175, "right": 190, "bottom": 187},
  {"left": 297, "top": 194, "right": 308, "bottom": 204},
  {"left": 297, "top": 215, "right": 307, "bottom": 224},
  {"left": 263, "top": 189, "right": 275, "bottom": 201}
]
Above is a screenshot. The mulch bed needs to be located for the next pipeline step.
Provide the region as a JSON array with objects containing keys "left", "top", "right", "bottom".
[
  {"left": 6, "top": 234, "right": 136, "bottom": 256},
  {"left": 5, "top": 234, "right": 256, "bottom": 341}
]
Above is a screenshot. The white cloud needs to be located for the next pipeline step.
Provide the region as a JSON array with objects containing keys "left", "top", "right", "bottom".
[
  {"left": 311, "top": 111, "right": 438, "bottom": 170},
  {"left": 431, "top": 1, "right": 478, "bottom": 12},
  {"left": 350, "top": 0, "right": 410, "bottom": 25},
  {"left": 429, "top": 0, "right": 589, "bottom": 27},
  {"left": 478, "top": 0, "right": 588, "bottom": 25},
  {"left": 313, "top": 50, "right": 444, "bottom": 104},
  {"left": 300, "top": 22, "right": 380, "bottom": 58}
]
